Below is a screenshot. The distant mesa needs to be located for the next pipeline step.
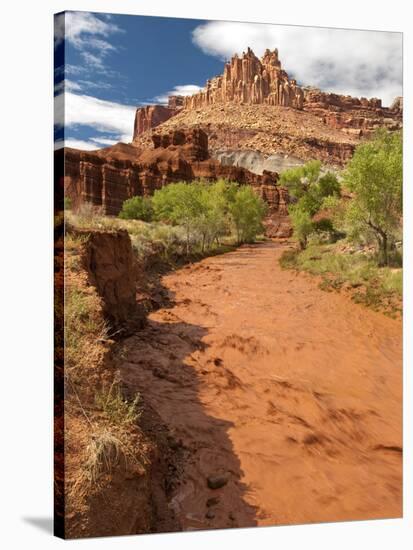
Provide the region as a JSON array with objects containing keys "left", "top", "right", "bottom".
[{"left": 132, "top": 47, "right": 402, "bottom": 140}]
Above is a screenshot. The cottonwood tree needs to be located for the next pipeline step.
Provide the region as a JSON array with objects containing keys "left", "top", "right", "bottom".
[
  {"left": 152, "top": 183, "right": 205, "bottom": 254},
  {"left": 229, "top": 186, "right": 267, "bottom": 244},
  {"left": 343, "top": 129, "right": 402, "bottom": 266}
]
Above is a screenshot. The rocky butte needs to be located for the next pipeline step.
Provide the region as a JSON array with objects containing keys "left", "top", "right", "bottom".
[
  {"left": 133, "top": 47, "right": 402, "bottom": 168},
  {"left": 182, "top": 47, "right": 304, "bottom": 109}
]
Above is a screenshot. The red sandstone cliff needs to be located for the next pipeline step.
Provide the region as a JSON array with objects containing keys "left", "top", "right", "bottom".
[
  {"left": 133, "top": 96, "right": 185, "bottom": 137},
  {"left": 134, "top": 104, "right": 177, "bottom": 136},
  {"left": 302, "top": 88, "right": 402, "bottom": 135},
  {"left": 182, "top": 48, "right": 304, "bottom": 111},
  {"left": 63, "top": 129, "right": 289, "bottom": 232}
]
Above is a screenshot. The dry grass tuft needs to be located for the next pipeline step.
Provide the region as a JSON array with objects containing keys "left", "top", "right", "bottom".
[{"left": 95, "top": 382, "right": 142, "bottom": 427}]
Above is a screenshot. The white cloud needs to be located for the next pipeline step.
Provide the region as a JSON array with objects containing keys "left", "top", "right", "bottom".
[
  {"left": 89, "top": 137, "right": 118, "bottom": 146},
  {"left": 65, "top": 64, "right": 87, "bottom": 76},
  {"left": 153, "top": 84, "right": 203, "bottom": 105},
  {"left": 55, "top": 12, "right": 122, "bottom": 69},
  {"left": 192, "top": 22, "right": 402, "bottom": 106},
  {"left": 54, "top": 92, "right": 136, "bottom": 142},
  {"left": 55, "top": 138, "right": 100, "bottom": 151}
]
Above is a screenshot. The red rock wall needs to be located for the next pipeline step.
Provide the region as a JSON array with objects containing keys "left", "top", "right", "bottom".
[
  {"left": 182, "top": 48, "right": 304, "bottom": 110},
  {"left": 303, "top": 88, "right": 402, "bottom": 135},
  {"left": 64, "top": 129, "right": 289, "bottom": 224},
  {"left": 133, "top": 105, "right": 178, "bottom": 138}
]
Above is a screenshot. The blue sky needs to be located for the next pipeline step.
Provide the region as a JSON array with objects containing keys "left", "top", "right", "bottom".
[{"left": 54, "top": 11, "right": 402, "bottom": 150}]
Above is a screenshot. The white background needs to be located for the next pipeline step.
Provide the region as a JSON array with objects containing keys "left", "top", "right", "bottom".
[{"left": 0, "top": 0, "right": 411, "bottom": 548}]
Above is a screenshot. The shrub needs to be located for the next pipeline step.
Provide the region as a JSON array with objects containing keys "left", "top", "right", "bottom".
[
  {"left": 119, "top": 196, "right": 153, "bottom": 221},
  {"left": 281, "top": 161, "right": 341, "bottom": 248},
  {"left": 229, "top": 185, "right": 267, "bottom": 243},
  {"left": 152, "top": 180, "right": 265, "bottom": 252},
  {"left": 288, "top": 205, "right": 314, "bottom": 249},
  {"left": 152, "top": 183, "right": 205, "bottom": 254}
]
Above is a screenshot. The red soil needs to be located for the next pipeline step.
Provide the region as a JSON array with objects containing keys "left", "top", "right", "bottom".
[{"left": 120, "top": 241, "right": 402, "bottom": 531}]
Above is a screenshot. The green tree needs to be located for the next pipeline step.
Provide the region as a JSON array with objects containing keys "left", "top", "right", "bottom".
[
  {"left": 282, "top": 161, "right": 341, "bottom": 248},
  {"left": 343, "top": 129, "right": 402, "bottom": 265},
  {"left": 152, "top": 183, "right": 205, "bottom": 254},
  {"left": 289, "top": 205, "right": 314, "bottom": 249},
  {"left": 229, "top": 186, "right": 267, "bottom": 244},
  {"left": 194, "top": 181, "right": 232, "bottom": 251},
  {"left": 317, "top": 172, "right": 341, "bottom": 198},
  {"left": 119, "top": 196, "right": 153, "bottom": 221},
  {"left": 279, "top": 160, "right": 322, "bottom": 199}
]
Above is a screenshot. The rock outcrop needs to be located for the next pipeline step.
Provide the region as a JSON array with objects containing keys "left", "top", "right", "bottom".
[
  {"left": 63, "top": 129, "right": 290, "bottom": 235},
  {"left": 182, "top": 48, "right": 304, "bottom": 110},
  {"left": 133, "top": 96, "right": 186, "bottom": 138},
  {"left": 81, "top": 229, "right": 144, "bottom": 330},
  {"left": 303, "top": 88, "right": 402, "bottom": 135},
  {"left": 134, "top": 104, "right": 178, "bottom": 137}
]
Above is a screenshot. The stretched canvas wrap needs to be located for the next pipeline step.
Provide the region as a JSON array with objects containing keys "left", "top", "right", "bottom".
[{"left": 54, "top": 10, "right": 403, "bottom": 539}]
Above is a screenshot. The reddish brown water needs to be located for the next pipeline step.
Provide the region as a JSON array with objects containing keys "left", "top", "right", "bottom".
[{"left": 120, "top": 241, "right": 402, "bottom": 530}]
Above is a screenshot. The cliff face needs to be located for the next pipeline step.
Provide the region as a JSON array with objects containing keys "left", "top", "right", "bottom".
[
  {"left": 64, "top": 129, "right": 289, "bottom": 227},
  {"left": 134, "top": 104, "right": 179, "bottom": 136},
  {"left": 182, "top": 48, "right": 304, "bottom": 110},
  {"left": 303, "top": 88, "right": 402, "bottom": 135},
  {"left": 131, "top": 48, "right": 305, "bottom": 141}
]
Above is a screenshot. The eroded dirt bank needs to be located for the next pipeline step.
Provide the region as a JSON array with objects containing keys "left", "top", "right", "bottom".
[{"left": 120, "top": 241, "right": 402, "bottom": 531}]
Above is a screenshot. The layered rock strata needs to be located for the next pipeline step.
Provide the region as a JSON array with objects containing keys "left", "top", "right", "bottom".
[
  {"left": 134, "top": 104, "right": 178, "bottom": 136},
  {"left": 303, "top": 88, "right": 402, "bottom": 135},
  {"left": 182, "top": 48, "right": 304, "bottom": 110},
  {"left": 63, "top": 129, "right": 290, "bottom": 234}
]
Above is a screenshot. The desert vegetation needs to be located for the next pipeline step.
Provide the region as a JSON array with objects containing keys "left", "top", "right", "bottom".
[
  {"left": 122, "top": 179, "right": 267, "bottom": 251},
  {"left": 67, "top": 179, "right": 267, "bottom": 265},
  {"left": 280, "top": 130, "right": 403, "bottom": 315}
]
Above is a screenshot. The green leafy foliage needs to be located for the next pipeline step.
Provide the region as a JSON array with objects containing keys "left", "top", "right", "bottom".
[
  {"left": 288, "top": 205, "right": 314, "bottom": 249},
  {"left": 343, "top": 129, "right": 402, "bottom": 265},
  {"left": 95, "top": 382, "right": 142, "bottom": 426},
  {"left": 152, "top": 180, "right": 266, "bottom": 253},
  {"left": 281, "top": 161, "right": 341, "bottom": 248},
  {"left": 119, "top": 196, "right": 153, "bottom": 221},
  {"left": 279, "top": 160, "right": 322, "bottom": 199},
  {"left": 229, "top": 185, "right": 267, "bottom": 244}
]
